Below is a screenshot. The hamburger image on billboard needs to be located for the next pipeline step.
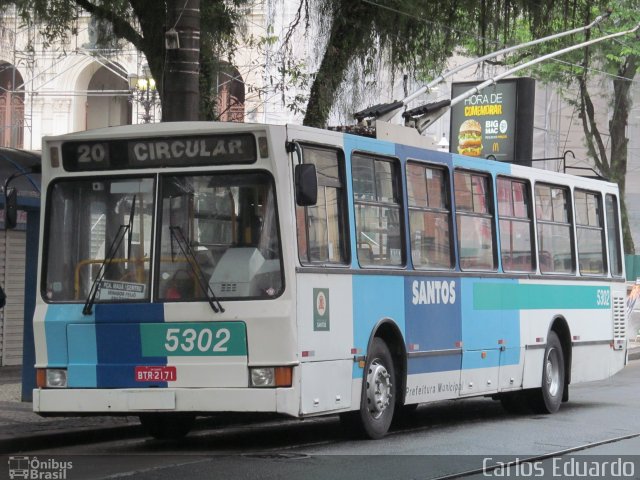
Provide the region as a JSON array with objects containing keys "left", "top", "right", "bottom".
[{"left": 457, "top": 119, "right": 483, "bottom": 157}]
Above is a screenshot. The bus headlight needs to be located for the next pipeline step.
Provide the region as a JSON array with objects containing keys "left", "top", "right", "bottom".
[
  {"left": 251, "top": 368, "right": 275, "bottom": 387},
  {"left": 250, "top": 367, "right": 292, "bottom": 387},
  {"left": 37, "top": 368, "right": 65, "bottom": 388}
]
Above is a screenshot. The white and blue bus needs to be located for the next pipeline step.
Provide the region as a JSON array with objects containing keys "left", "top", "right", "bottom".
[{"left": 30, "top": 122, "right": 627, "bottom": 439}]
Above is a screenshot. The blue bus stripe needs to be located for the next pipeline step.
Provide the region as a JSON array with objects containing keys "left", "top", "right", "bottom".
[
  {"left": 94, "top": 303, "right": 164, "bottom": 323},
  {"left": 352, "top": 275, "right": 405, "bottom": 378},
  {"left": 408, "top": 354, "right": 461, "bottom": 374},
  {"left": 45, "top": 303, "right": 167, "bottom": 387},
  {"left": 44, "top": 304, "right": 90, "bottom": 367},
  {"left": 94, "top": 303, "right": 166, "bottom": 387},
  {"left": 67, "top": 324, "right": 97, "bottom": 387}
]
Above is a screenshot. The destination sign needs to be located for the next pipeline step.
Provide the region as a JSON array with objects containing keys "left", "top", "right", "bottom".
[{"left": 61, "top": 133, "right": 257, "bottom": 171}]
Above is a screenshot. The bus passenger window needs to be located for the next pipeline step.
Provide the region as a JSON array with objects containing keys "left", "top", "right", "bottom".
[
  {"left": 535, "top": 184, "right": 574, "bottom": 274},
  {"left": 454, "top": 170, "right": 496, "bottom": 270},
  {"left": 296, "top": 146, "right": 348, "bottom": 265},
  {"left": 353, "top": 154, "right": 404, "bottom": 267},
  {"left": 406, "top": 162, "right": 453, "bottom": 269},
  {"left": 606, "top": 194, "right": 623, "bottom": 277},
  {"left": 497, "top": 177, "right": 534, "bottom": 272},
  {"left": 575, "top": 189, "right": 605, "bottom": 275}
]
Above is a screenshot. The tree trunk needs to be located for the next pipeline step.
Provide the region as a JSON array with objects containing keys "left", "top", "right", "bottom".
[
  {"left": 609, "top": 55, "right": 637, "bottom": 254},
  {"left": 303, "top": 1, "right": 366, "bottom": 128},
  {"left": 163, "top": 0, "right": 201, "bottom": 121}
]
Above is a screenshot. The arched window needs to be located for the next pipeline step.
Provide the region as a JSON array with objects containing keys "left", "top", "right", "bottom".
[
  {"left": 0, "top": 62, "right": 24, "bottom": 148},
  {"left": 215, "top": 63, "right": 245, "bottom": 122},
  {"left": 86, "top": 64, "right": 129, "bottom": 129}
]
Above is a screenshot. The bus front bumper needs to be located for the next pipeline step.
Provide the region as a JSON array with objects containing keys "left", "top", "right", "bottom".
[{"left": 33, "top": 387, "right": 298, "bottom": 417}]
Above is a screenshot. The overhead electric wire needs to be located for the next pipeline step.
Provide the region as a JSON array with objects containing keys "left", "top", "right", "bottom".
[{"left": 360, "top": 0, "right": 639, "bottom": 85}]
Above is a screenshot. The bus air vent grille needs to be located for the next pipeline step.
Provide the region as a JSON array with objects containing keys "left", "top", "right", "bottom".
[
  {"left": 612, "top": 294, "right": 626, "bottom": 339},
  {"left": 220, "top": 283, "right": 238, "bottom": 293}
]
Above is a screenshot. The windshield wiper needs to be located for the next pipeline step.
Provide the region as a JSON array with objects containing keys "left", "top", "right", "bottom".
[
  {"left": 83, "top": 196, "right": 136, "bottom": 315},
  {"left": 127, "top": 195, "right": 136, "bottom": 259},
  {"left": 82, "top": 224, "right": 129, "bottom": 315},
  {"left": 169, "top": 226, "right": 225, "bottom": 314}
]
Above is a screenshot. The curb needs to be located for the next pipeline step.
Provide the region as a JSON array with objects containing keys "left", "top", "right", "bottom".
[
  {"left": 0, "top": 412, "right": 276, "bottom": 454},
  {"left": 0, "top": 424, "right": 142, "bottom": 455},
  {"left": 629, "top": 350, "right": 640, "bottom": 361}
]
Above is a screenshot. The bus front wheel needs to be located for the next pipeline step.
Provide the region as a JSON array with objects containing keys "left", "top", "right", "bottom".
[
  {"left": 528, "top": 331, "right": 565, "bottom": 414},
  {"left": 341, "top": 337, "right": 396, "bottom": 439},
  {"left": 139, "top": 413, "right": 195, "bottom": 440}
]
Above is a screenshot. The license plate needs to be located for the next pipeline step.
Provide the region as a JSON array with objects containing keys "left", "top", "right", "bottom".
[{"left": 135, "top": 366, "right": 177, "bottom": 382}]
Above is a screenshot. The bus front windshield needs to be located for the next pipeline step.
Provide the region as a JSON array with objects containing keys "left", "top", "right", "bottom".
[
  {"left": 44, "top": 177, "right": 155, "bottom": 302},
  {"left": 43, "top": 172, "right": 283, "bottom": 303},
  {"left": 158, "top": 172, "right": 283, "bottom": 301}
]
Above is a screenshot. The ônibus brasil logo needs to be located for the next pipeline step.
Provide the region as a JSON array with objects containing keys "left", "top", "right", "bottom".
[{"left": 8, "top": 456, "right": 73, "bottom": 480}]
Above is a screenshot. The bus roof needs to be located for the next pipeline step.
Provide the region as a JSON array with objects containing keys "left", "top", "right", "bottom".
[{"left": 42, "top": 121, "right": 276, "bottom": 143}]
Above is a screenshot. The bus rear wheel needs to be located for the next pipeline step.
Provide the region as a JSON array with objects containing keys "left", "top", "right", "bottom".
[
  {"left": 341, "top": 337, "right": 396, "bottom": 439},
  {"left": 528, "top": 331, "right": 565, "bottom": 414},
  {"left": 139, "top": 413, "right": 195, "bottom": 440}
]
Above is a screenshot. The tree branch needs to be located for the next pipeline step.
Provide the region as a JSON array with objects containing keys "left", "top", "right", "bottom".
[
  {"left": 578, "top": 76, "right": 608, "bottom": 175},
  {"left": 282, "top": 0, "right": 309, "bottom": 49},
  {"left": 74, "top": 0, "right": 144, "bottom": 49}
]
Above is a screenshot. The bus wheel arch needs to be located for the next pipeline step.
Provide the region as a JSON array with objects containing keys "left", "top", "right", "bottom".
[
  {"left": 370, "top": 319, "right": 407, "bottom": 408},
  {"left": 341, "top": 318, "right": 406, "bottom": 439},
  {"left": 549, "top": 315, "right": 572, "bottom": 401},
  {"left": 527, "top": 324, "right": 568, "bottom": 414}
]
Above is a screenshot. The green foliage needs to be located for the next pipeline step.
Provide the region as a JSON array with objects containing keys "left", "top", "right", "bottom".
[
  {"left": 469, "top": 0, "right": 638, "bottom": 252},
  {"left": 292, "top": 0, "right": 638, "bottom": 249},
  {"left": 0, "top": 0, "right": 249, "bottom": 120},
  {"left": 0, "top": 0, "right": 139, "bottom": 48},
  {"left": 296, "top": 0, "right": 590, "bottom": 126},
  {"left": 199, "top": 0, "right": 248, "bottom": 120}
]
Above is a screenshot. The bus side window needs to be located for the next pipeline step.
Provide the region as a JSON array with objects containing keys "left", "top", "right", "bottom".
[
  {"left": 406, "top": 162, "right": 453, "bottom": 269},
  {"left": 535, "top": 183, "right": 574, "bottom": 274},
  {"left": 575, "top": 189, "right": 605, "bottom": 275},
  {"left": 296, "top": 145, "right": 348, "bottom": 265},
  {"left": 497, "top": 177, "right": 535, "bottom": 273},
  {"left": 352, "top": 153, "right": 404, "bottom": 267},
  {"left": 454, "top": 170, "right": 496, "bottom": 271}
]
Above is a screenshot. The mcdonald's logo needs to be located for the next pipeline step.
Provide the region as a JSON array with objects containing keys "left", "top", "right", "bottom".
[{"left": 492, "top": 142, "right": 500, "bottom": 153}]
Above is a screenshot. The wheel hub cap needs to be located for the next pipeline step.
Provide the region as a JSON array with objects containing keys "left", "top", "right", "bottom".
[
  {"left": 366, "top": 360, "right": 392, "bottom": 418},
  {"left": 546, "top": 348, "right": 560, "bottom": 397}
]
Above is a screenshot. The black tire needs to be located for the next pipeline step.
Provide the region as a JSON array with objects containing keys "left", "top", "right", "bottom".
[
  {"left": 527, "top": 331, "right": 565, "bottom": 414},
  {"left": 341, "top": 338, "right": 396, "bottom": 439},
  {"left": 139, "top": 413, "right": 195, "bottom": 440}
]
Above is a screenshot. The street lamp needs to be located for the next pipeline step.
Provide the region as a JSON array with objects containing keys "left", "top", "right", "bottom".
[{"left": 128, "top": 65, "right": 160, "bottom": 124}]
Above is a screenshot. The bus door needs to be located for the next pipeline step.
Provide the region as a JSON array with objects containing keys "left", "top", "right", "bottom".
[
  {"left": 459, "top": 280, "right": 501, "bottom": 396},
  {"left": 459, "top": 279, "right": 522, "bottom": 396}
]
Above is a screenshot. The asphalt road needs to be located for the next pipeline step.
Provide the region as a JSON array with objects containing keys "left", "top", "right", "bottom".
[{"left": 6, "top": 360, "right": 640, "bottom": 480}]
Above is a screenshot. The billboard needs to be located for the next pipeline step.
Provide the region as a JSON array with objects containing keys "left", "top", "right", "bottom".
[{"left": 450, "top": 78, "right": 535, "bottom": 165}]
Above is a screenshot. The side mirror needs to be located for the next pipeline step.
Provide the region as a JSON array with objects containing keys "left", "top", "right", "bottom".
[
  {"left": 295, "top": 164, "right": 318, "bottom": 206},
  {"left": 5, "top": 187, "right": 17, "bottom": 229}
]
